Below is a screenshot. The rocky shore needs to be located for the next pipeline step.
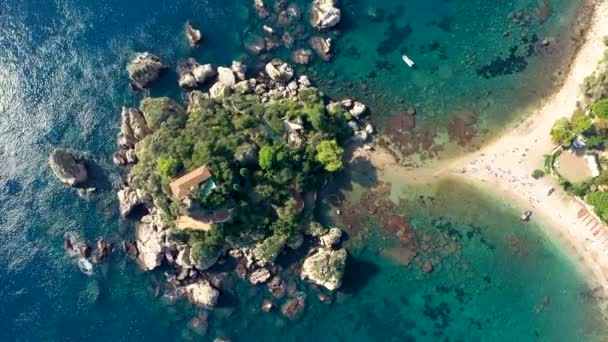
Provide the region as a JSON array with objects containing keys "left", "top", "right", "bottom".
[{"left": 105, "top": 0, "right": 376, "bottom": 323}]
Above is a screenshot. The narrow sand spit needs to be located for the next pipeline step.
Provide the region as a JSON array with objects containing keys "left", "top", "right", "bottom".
[
  {"left": 357, "top": 0, "right": 608, "bottom": 295},
  {"left": 446, "top": 0, "right": 608, "bottom": 293}
]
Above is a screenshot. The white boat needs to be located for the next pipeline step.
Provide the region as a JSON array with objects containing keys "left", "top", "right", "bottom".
[{"left": 402, "top": 55, "right": 415, "bottom": 67}]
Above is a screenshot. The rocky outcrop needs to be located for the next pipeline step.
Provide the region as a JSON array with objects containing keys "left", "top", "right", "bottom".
[
  {"left": 189, "top": 242, "right": 224, "bottom": 271},
  {"left": 304, "top": 221, "right": 328, "bottom": 237},
  {"left": 127, "top": 52, "right": 166, "bottom": 89},
  {"left": 310, "top": 37, "right": 332, "bottom": 61},
  {"left": 135, "top": 220, "right": 165, "bottom": 271},
  {"left": 49, "top": 149, "right": 88, "bottom": 187},
  {"left": 117, "top": 107, "right": 151, "bottom": 149},
  {"left": 249, "top": 268, "right": 271, "bottom": 285},
  {"left": 265, "top": 59, "right": 294, "bottom": 83},
  {"left": 320, "top": 227, "right": 342, "bottom": 248},
  {"left": 217, "top": 67, "right": 236, "bottom": 88},
  {"left": 231, "top": 61, "right": 247, "bottom": 81},
  {"left": 186, "top": 280, "right": 220, "bottom": 307},
  {"left": 178, "top": 59, "right": 217, "bottom": 88},
  {"left": 350, "top": 101, "right": 367, "bottom": 118},
  {"left": 209, "top": 82, "right": 231, "bottom": 99},
  {"left": 186, "top": 21, "right": 203, "bottom": 47},
  {"left": 292, "top": 49, "right": 313, "bottom": 65},
  {"left": 117, "top": 185, "right": 144, "bottom": 217},
  {"left": 311, "top": 0, "right": 341, "bottom": 30},
  {"left": 301, "top": 248, "right": 347, "bottom": 291},
  {"left": 254, "top": 0, "right": 269, "bottom": 18}
]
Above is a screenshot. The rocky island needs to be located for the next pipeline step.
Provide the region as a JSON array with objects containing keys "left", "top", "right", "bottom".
[{"left": 115, "top": 48, "right": 373, "bottom": 315}]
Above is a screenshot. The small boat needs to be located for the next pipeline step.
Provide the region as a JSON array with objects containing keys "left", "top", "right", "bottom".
[
  {"left": 521, "top": 210, "right": 533, "bottom": 222},
  {"left": 402, "top": 55, "right": 415, "bottom": 68}
]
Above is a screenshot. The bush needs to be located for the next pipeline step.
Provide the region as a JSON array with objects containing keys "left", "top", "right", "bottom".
[
  {"left": 586, "top": 135, "right": 605, "bottom": 149},
  {"left": 571, "top": 113, "right": 593, "bottom": 135},
  {"left": 252, "top": 234, "right": 287, "bottom": 264},
  {"left": 531, "top": 169, "right": 545, "bottom": 179},
  {"left": 140, "top": 97, "right": 186, "bottom": 130},
  {"left": 316, "top": 140, "right": 344, "bottom": 172},
  {"left": 157, "top": 157, "right": 182, "bottom": 178},
  {"left": 592, "top": 99, "right": 608, "bottom": 119},
  {"left": 587, "top": 191, "right": 608, "bottom": 221},
  {"left": 550, "top": 118, "right": 575, "bottom": 147}
]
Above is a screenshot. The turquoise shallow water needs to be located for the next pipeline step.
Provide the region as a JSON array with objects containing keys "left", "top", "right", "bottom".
[{"left": 0, "top": 0, "right": 606, "bottom": 341}]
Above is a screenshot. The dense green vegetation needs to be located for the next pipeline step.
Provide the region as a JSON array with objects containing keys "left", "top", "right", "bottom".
[{"left": 130, "top": 88, "right": 351, "bottom": 264}]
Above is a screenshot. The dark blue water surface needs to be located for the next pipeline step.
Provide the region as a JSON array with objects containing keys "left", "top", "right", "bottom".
[{"left": 1, "top": 0, "right": 607, "bottom": 341}]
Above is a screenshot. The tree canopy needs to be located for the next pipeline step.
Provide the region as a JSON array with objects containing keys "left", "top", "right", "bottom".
[{"left": 128, "top": 87, "right": 351, "bottom": 257}]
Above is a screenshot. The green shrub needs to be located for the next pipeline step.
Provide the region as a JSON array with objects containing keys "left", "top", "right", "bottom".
[
  {"left": 571, "top": 113, "right": 593, "bottom": 135},
  {"left": 157, "top": 157, "right": 182, "bottom": 178},
  {"left": 592, "top": 99, "right": 608, "bottom": 119},
  {"left": 316, "top": 140, "right": 344, "bottom": 172},
  {"left": 252, "top": 234, "right": 287, "bottom": 264},
  {"left": 531, "top": 169, "right": 545, "bottom": 179},
  {"left": 587, "top": 191, "right": 608, "bottom": 221},
  {"left": 140, "top": 97, "right": 186, "bottom": 130},
  {"left": 550, "top": 118, "right": 575, "bottom": 147}
]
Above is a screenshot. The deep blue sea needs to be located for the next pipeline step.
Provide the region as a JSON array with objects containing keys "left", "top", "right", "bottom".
[{"left": 1, "top": 0, "right": 607, "bottom": 341}]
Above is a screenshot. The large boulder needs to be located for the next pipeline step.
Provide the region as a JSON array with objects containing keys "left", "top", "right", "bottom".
[
  {"left": 185, "top": 280, "right": 220, "bottom": 307},
  {"left": 49, "top": 149, "right": 88, "bottom": 187},
  {"left": 209, "top": 82, "right": 231, "bottom": 99},
  {"left": 189, "top": 242, "right": 224, "bottom": 271},
  {"left": 301, "top": 248, "right": 347, "bottom": 291},
  {"left": 186, "top": 21, "right": 203, "bottom": 47},
  {"left": 117, "top": 107, "right": 151, "bottom": 149},
  {"left": 117, "top": 185, "right": 144, "bottom": 217},
  {"left": 249, "top": 268, "right": 271, "bottom": 285},
  {"left": 192, "top": 64, "right": 217, "bottom": 85},
  {"left": 178, "top": 59, "right": 217, "bottom": 88},
  {"left": 231, "top": 61, "right": 247, "bottom": 81},
  {"left": 320, "top": 227, "right": 342, "bottom": 248},
  {"left": 135, "top": 221, "right": 165, "bottom": 271},
  {"left": 127, "top": 52, "right": 166, "bottom": 88},
  {"left": 217, "top": 67, "right": 236, "bottom": 88},
  {"left": 311, "top": 0, "right": 341, "bottom": 30},
  {"left": 265, "top": 59, "right": 294, "bottom": 83}
]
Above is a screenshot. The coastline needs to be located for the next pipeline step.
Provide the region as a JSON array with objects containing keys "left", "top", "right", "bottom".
[
  {"left": 445, "top": 0, "right": 608, "bottom": 294},
  {"left": 358, "top": 0, "right": 608, "bottom": 296}
]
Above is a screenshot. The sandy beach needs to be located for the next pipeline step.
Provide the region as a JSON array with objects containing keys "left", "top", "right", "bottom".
[
  {"left": 444, "top": 0, "right": 608, "bottom": 293},
  {"left": 356, "top": 0, "right": 608, "bottom": 294}
]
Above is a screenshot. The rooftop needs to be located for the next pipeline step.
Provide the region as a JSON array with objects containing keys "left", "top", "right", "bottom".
[{"left": 169, "top": 165, "right": 212, "bottom": 200}]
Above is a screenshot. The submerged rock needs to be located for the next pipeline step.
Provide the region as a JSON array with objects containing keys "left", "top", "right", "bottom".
[
  {"left": 265, "top": 59, "right": 294, "bottom": 83},
  {"left": 186, "top": 21, "right": 203, "bottom": 47},
  {"left": 301, "top": 248, "right": 347, "bottom": 291},
  {"left": 49, "top": 149, "right": 88, "bottom": 187},
  {"left": 292, "top": 49, "right": 313, "bottom": 65},
  {"left": 281, "top": 293, "right": 306, "bottom": 319},
  {"left": 311, "top": 0, "right": 341, "bottom": 30},
  {"left": 127, "top": 52, "right": 165, "bottom": 89},
  {"left": 310, "top": 36, "right": 332, "bottom": 61},
  {"left": 186, "top": 280, "right": 220, "bottom": 307}
]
